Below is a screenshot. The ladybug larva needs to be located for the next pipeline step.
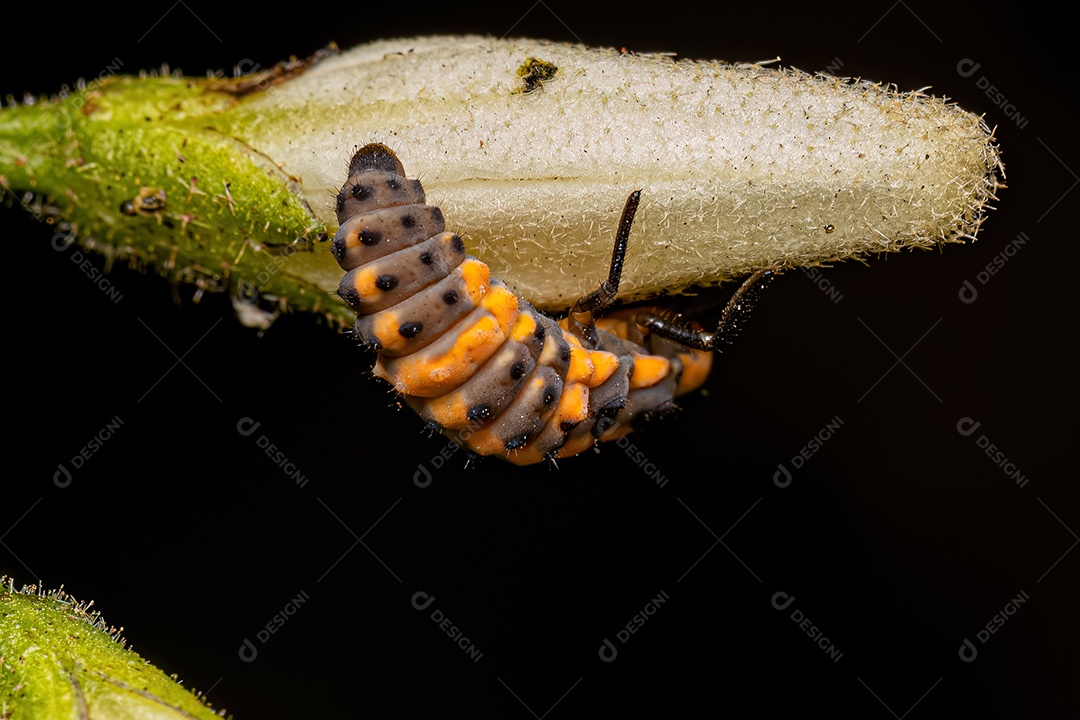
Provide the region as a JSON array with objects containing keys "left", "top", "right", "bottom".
[{"left": 332, "top": 143, "right": 774, "bottom": 466}]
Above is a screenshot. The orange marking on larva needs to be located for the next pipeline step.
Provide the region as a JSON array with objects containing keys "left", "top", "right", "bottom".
[
  {"left": 564, "top": 344, "right": 596, "bottom": 384},
  {"left": 600, "top": 423, "right": 633, "bottom": 441},
  {"left": 371, "top": 310, "right": 403, "bottom": 350},
  {"left": 585, "top": 350, "right": 620, "bottom": 387},
  {"left": 505, "top": 446, "right": 545, "bottom": 466},
  {"left": 629, "top": 354, "right": 670, "bottom": 390},
  {"left": 482, "top": 284, "right": 519, "bottom": 329},
  {"left": 426, "top": 396, "right": 471, "bottom": 429},
  {"left": 547, "top": 383, "right": 590, "bottom": 437},
  {"left": 510, "top": 312, "right": 538, "bottom": 342},
  {"left": 674, "top": 350, "right": 713, "bottom": 397},
  {"left": 342, "top": 226, "right": 364, "bottom": 251},
  {"left": 374, "top": 308, "right": 508, "bottom": 397},
  {"left": 460, "top": 258, "right": 491, "bottom": 303},
  {"left": 555, "top": 432, "right": 597, "bottom": 460},
  {"left": 462, "top": 427, "right": 506, "bottom": 457},
  {"left": 595, "top": 317, "right": 630, "bottom": 339},
  {"left": 352, "top": 267, "right": 382, "bottom": 302}
]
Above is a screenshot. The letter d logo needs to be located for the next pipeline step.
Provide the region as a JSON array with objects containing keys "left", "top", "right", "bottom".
[
  {"left": 771, "top": 591, "right": 796, "bottom": 611},
  {"left": 956, "top": 58, "right": 981, "bottom": 78},
  {"left": 956, "top": 417, "right": 981, "bottom": 437},
  {"left": 54, "top": 463, "right": 73, "bottom": 488},
  {"left": 773, "top": 463, "right": 792, "bottom": 488},
  {"left": 958, "top": 279, "right": 978, "bottom": 304},
  {"left": 411, "top": 591, "right": 435, "bottom": 611},
  {"left": 413, "top": 463, "right": 433, "bottom": 488},
  {"left": 238, "top": 638, "right": 258, "bottom": 662},
  {"left": 237, "top": 417, "right": 261, "bottom": 437}
]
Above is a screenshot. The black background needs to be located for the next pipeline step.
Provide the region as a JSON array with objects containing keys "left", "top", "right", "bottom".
[{"left": 3, "top": 1, "right": 1075, "bottom": 717}]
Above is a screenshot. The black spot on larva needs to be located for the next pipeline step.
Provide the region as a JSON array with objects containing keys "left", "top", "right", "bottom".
[
  {"left": 559, "top": 419, "right": 581, "bottom": 433},
  {"left": 542, "top": 387, "right": 557, "bottom": 406},
  {"left": 467, "top": 404, "right": 492, "bottom": 422},
  {"left": 387, "top": 178, "right": 402, "bottom": 191},
  {"left": 594, "top": 416, "right": 615, "bottom": 436},
  {"left": 330, "top": 236, "right": 346, "bottom": 260},
  {"left": 516, "top": 57, "right": 559, "bottom": 94},
  {"left": 601, "top": 400, "right": 625, "bottom": 418},
  {"left": 338, "top": 287, "right": 360, "bottom": 306},
  {"left": 592, "top": 400, "right": 625, "bottom": 437},
  {"left": 431, "top": 207, "right": 444, "bottom": 224},
  {"left": 399, "top": 322, "right": 423, "bottom": 339},
  {"left": 443, "top": 290, "right": 459, "bottom": 305},
  {"left": 451, "top": 234, "right": 465, "bottom": 254},
  {"left": 419, "top": 251, "right": 434, "bottom": 265},
  {"left": 359, "top": 228, "right": 381, "bottom": 246},
  {"left": 510, "top": 362, "right": 526, "bottom": 380},
  {"left": 375, "top": 275, "right": 398, "bottom": 291},
  {"left": 411, "top": 179, "right": 423, "bottom": 195},
  {"left": 505, "top": 435, "right": 528, "bottom": 451},
  {"left": 335, "top": 191, "right": 346, "bottom": 214},
  {"left": 534, "top": 323, "right": 546, "bottom": 342},
  {"left": 401, "top": 214, "right": 416, "bottom": 228},
  {"left": 559, "top": 345, "right": 571, "bottom": 363},
  {"left": 350, "top": 183, "right": 371, "bottom": 201}
]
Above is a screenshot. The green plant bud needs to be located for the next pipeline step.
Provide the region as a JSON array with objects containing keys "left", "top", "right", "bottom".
[
  {"left": 0, "top": 36, "right": 1003, "bottom": 321},
  {"left": 0, "top": 577, "right": 224, "bottom": 719}
]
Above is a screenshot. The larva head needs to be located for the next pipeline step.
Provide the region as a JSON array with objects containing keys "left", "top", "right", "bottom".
[
  {"left": 348, "top": 143, "right": 405, "bottom": 177},
  {"left": 335, "top": 145, "right": 425, "bottom": 225}
]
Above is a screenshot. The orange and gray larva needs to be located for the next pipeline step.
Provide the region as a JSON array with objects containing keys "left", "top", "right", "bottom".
[{"left": 331, "top": 143, "right": 774, "bottom": 466}]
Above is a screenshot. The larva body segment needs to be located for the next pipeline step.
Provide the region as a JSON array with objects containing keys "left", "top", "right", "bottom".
[{"left": 333, "top": 144, "right": 710, "bottom": 465}]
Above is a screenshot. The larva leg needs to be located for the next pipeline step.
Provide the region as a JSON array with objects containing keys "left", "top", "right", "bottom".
[
  {"left": 566, "top": 190, "right": 641, "bottom": 348},
  {"left": 634, "top": 268, "right": 779, "bottom": 351}
]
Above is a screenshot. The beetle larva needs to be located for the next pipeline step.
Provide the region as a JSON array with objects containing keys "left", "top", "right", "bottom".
[{"left": 332, "top": 143, "right": 775, "bottom": 465}]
